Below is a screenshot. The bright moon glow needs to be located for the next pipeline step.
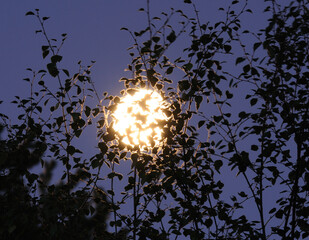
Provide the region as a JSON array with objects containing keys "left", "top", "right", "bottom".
[{"left": 112, "top": 89, "right": 168, "bottom": 149}]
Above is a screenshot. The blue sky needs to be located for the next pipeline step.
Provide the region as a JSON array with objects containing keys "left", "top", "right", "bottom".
[
  {"left": 0, "top": 0, "right": 267, "bottom": 111},
  {"left": 0, "top": 0, "right": 276, "bottom": 237}
]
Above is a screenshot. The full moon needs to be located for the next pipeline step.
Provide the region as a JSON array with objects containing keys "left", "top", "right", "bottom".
[{"left": 112, "top": 89, "right": 168, "bottom": 149}]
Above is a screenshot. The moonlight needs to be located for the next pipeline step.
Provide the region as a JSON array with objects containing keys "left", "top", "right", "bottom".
[{"left": 112, "top": 89, "right": 168, "bottom": 150}]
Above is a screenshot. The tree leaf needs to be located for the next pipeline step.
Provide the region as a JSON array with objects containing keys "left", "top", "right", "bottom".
[
  {"left": 167, "top": 31, "right": 176, "bottom": 43},
  {"left": 51, "top": 55, "right": 63, "bottom": 63},
  {"left": 236, "top": 57, "right": 245, "bottom": 65},
  {"left": 42, "top": 50, "right": 49, "bottom": 59},
  {"left": 253, "top": 42, "right": 262, "bottom": 51},
  {"left": 25, "top": 11, "right": 35, "bottom": 16},
  {"left": 250, "top": 98, "right": 258, "bottom": 106},
  {"left": 195, "top": 96, "right": 203, "bottom": 110},
  {"left": 85, "top": 106, "right": 91, "bottom": 117},
  {"left": 166, "top": 67, "right": 174, "bottom": 75},
  {"left": 198, "top": 120, "right": 205, "bottom": 128},
  {"left": 47, "top": 63, "right": 59, "bottom": 77},
  {"left": 224, "top": 45, "right": 232, "bottom": 53},
  {"left": 62, "top": 69, "right": 70, "bottom": 77},
  {"left": 98, "top": 142, "right": 108, "bottom": 154}
]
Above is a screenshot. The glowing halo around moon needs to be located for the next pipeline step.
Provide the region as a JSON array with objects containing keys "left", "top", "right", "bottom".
[{"left": 112, "top": 89, "right": 168, "bottom": 149}]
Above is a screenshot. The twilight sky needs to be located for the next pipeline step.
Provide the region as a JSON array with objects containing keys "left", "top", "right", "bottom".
[
  {"left": 0, "top": 0, "right": 267, "bottom": 115},
  {"left": 0, "top": 0, "right": 275, "bottom": 237}
]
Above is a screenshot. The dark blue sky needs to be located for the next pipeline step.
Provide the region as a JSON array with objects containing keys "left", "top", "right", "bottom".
[
  {"left": 1, "top": 0, "right": 266, "bottom": 156},
  {"left": 0, "top": 0, "right": 267, "bottom": 114},
  {"left": 1, "top": 0, "right": 275, "bottom": 237}
]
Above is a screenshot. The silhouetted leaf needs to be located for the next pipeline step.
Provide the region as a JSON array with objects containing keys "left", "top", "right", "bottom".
[
  {"left": 236, "top": 57, "right": 245, "bottom": 65},
  {"left": 98, "top": 142, "right": 108, "bottom": 154},
  {"left": 167, "top": 31, "right": 176, "bottom": 43},
  {"left": 166, "top": 67, "right": 174, "bottom": 75},
  {"left": 195, "top": 96, "right": 203, "bottom": 110},
  {"left": 224, "top": 45, "right": 232, "bottom": 53},
  {"left": 253, "top": 42, "right": 262, "bottom": 51},
  {"left": 62, "top": 69, "right": 70, "bottom": 77},
  {"left": 25, "top": 11, "right": 35, "bottom": 16},
  {"left": 51, "top": 55, "right": 62, "bottom": 63},
  {"left": 250, "top": 98, "right": 258, "bottom": 106},
  {"left": 42, "top": 50, "right": 49, "bottom": 59}
]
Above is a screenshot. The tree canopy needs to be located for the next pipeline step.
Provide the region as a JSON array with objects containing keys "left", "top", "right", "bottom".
[{"left": 1, "top": 0, "right": 308, "bottom": 239}]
